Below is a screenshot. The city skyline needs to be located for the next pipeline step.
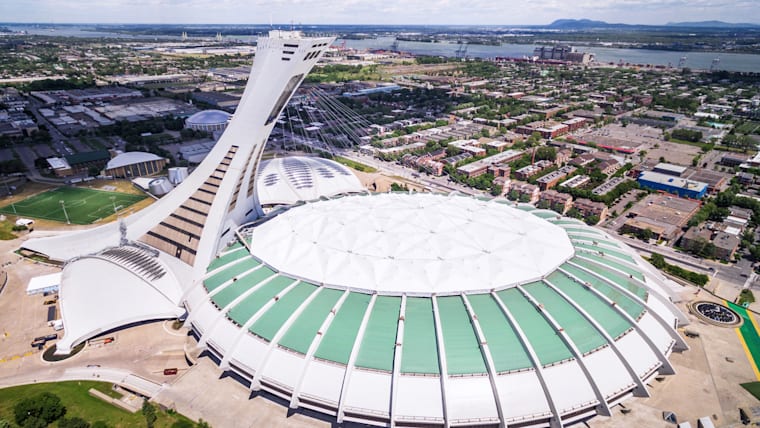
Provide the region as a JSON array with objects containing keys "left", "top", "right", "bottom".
[{"left": 1, "top": 0, "right": 759, "bottom": 26}]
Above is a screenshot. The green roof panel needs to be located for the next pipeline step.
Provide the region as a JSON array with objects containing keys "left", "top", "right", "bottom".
[
  {"left": 467, "top": 294, "right": 533, "bottom": 372},
  {"left": 211, "top": 266, "right": 276, "bottom": 309},
  {"left": 355, "top": 296, "right": 401, "bottom": 372},
  {"left": 496, "top": 287, "right": 573, "bottom": 366},
  {"left": 437, "top": 296, "right": 487, "bottom": 375},
  {"left": 227, "top": 275, "right": 296, "bottom": 326},
  {"left": 278, "top": 287, "right": 344, "bottom": 355},
  {"left": 204, "top": 257, "right": 262, "bottom": 292},
  {"left": 400, "top": 297, "right": 440, "bottom": 374},
  {"left": 250, "top": 282, "right": 318, "bottom": 341},
  {"left": 561, "top": 263, "right": 645, "bottom": 320},
  {"left": 547, "top": 270, "right": 632, "bottom": 338},
  {"left": 314, "top": 292, "right": 372, "bottom": 364},
  {"left": 522, "top": 282, "right": 607, "bottom": 354}
]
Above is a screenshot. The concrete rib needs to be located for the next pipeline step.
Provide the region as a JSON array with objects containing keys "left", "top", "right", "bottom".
[
  {"left": 491, "top": 291, "right": 564, "bottom": 428},
  {"left": 517, "top": 284, "right": 611, "bottom": 417}
]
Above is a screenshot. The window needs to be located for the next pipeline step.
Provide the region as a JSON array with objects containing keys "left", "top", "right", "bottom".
[{"left": 265, "top": 74, "right": 304, "bottom": 125}]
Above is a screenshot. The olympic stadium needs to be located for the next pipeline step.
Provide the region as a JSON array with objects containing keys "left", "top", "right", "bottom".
[{"left": 20, "top": 30, "right": 689, "bottom": 428}]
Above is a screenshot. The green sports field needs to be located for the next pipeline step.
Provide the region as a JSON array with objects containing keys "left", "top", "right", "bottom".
[{"left": 0, "top": 187, "right": 146, "bottom": 225}]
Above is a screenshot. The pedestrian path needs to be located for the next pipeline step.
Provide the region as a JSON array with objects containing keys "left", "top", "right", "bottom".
[{"left": 729, "top": 301, "right": 760, "bottom": 381}]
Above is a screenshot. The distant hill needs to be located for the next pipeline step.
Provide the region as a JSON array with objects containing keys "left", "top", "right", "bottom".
[
  {"left": 547, "top": 19, "right": 625, "bottom": 29},
  {"left": 666, "top": 20, "right": 760, "bottom": 28},
  {"left": 547, "top": 18, "right": 760, "bottom": 30}
]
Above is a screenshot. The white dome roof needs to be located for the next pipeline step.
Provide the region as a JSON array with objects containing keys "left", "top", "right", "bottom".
[
  {"left": 186, "top": 109, "right": 232, "bottom": 125},
  {"left": 249, "top": 193, "right": 574, "bottom": 294},
  {"left": 256, "top": 156, "right": 365, "bottom": 206}
]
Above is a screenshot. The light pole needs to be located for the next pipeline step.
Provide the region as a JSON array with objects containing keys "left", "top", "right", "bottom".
[
  {"left": 60, "top": 200, "right": 70, "bottom": 225},
  {"left": 110, "top": 196, "right": 117, "bottom": 214}
]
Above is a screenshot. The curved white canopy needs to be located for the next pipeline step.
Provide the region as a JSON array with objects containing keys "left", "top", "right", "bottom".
[
  {"left": 56, "top": 255, "right": 184, "bottom": 354},
  {"left": 256, "top": 156, "right": 365, "bottom": 207},
  {"left": 249, "top": 193, "right": 574, "bottom": 294},
  {"left": 106, "top": 151, "right": 164, "bottom": 170}
]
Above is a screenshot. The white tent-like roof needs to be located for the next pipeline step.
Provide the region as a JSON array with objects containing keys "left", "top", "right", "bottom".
[
  {"left": 26, "top": 272, "right": 62, "bottom": 295},
  {"left": 106, "top": 152, "right": 164, "bottom": 170},
  {"left": 256, "top": 156, "right": 365, "bottom": 207},
  {"left": 249, "top": 193, "right": 574, "bottom": 294},
  {"left": 55, "top": 249, "right": 184, "bottom": 354}
]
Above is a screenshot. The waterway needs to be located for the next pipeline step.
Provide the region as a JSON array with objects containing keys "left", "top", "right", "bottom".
[
  {"left": 341, "top": 36, "right": 760, "bottom": 73},
  {"left": 5, "top": 25, "right": 760, "bottom": 73}
]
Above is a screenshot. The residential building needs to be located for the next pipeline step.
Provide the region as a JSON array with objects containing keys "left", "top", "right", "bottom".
[
  {"left": 515, "top": 160, "right": 553, "bottom": 180},
  {"left": 539, "top": 190, "right": 573, "bottom": 214},
  {"left": 573, "top": 198, "right": 608, "bottom": 224},
  {"left": 537, "top": 166, "right": 577, "bottom": 190},
  {"left": 510, "top": 182, "right": 540, "bottom": 204}
]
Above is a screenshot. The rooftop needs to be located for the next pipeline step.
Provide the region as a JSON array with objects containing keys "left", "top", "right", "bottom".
[{"left": 248, "top": 193, "right": 575, "bottom": 295}]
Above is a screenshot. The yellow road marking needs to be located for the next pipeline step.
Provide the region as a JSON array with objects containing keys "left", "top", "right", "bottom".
[
  {"left": 736, "top": 328, "right": 760, "bottom": 381},
  {"left": 748, "top": 309, "right": 760, "bottom": 338}
]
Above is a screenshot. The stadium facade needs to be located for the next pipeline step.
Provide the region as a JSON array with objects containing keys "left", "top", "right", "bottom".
[{"left": 22, "top": 31, "right": 689, "bottom": 428}]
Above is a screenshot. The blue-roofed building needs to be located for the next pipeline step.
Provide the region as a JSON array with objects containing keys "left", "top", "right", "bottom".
[{"left": 638, "top": 171, "right": 708, "bottom": 199}]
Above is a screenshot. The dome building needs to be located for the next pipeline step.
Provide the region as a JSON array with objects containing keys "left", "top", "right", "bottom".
[
  {"left": 185, "top": 109, "right": 232, "bottom": 132},
  {"left": 186, "top": 193, "right": 687, "bottom": 427},
  {"left": 104, "top": 151, "right": 167, "bottom": 178},
  {"left": 21, "top": 31, "right": 689, "bottom": 428},
  {"left": 256, "top": 156, "right": 366, "bottom": 209}
]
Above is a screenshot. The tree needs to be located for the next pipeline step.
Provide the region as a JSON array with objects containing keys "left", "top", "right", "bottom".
[
  {"left": 0, "top": 419, "right": 11, "bottom": 428},
  {"left": 390, "top": 183, "right": 408, "bottom": 192},
  {"left": 58, "top": 417, "right": 91, "bottom": 428},
  {"left": 649, "top": 252, "right": 666, "bottom": 269},
  {"left": 639, "top": 228, "right": 654, "bottom": 242},
  {"left": 142, "top": 400, "right": 158, "bottom": 428},
  {"left": 14, "top": 393, "right": 66, "bottom": 426},
  {"left": 196, "top": 420, "right": 211, "bottom": 428},
  {"left": 534, "top": 146, "right": 556, "bottom": 162},
  {"left": 20, "top": 417, "right": 47, "bottom": 428}
]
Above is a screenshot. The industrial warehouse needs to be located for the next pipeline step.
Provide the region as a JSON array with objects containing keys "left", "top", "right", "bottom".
[{"left": 15, "top": 30, "right": 691, "bottom": 428}]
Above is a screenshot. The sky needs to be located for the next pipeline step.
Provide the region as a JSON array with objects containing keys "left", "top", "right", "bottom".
[{"left": 1, "top": 0, "right": 759, "bottom": 26}]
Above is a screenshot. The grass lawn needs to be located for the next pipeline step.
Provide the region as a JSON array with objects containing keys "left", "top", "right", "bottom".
[
  {"left": 0, "top": 381, "right": 195, "bottom": 427},
  {"left": 741, "top": 381, "right": 760, "bottom": 401},
  {"left": 0, "top": 187, "right": 146, "bottom": 225},
  {"left": 333, "top": 156, "right": 377, "bottom": 173},
  {"left": 0, "top": 220, "right": 17, "bottom": 240}
]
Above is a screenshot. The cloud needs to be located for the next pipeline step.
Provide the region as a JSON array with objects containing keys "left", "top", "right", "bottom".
[{"left": 0, "top": 0, "right": 758, "bottom": 25}]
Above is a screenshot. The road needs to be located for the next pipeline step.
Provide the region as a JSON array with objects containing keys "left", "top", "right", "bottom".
[
  {"left": 337, "top": 149, "right": 480, "bottom": 196},
  {"left": 612, "top": 232, "right": 753, "bottom": 287}
]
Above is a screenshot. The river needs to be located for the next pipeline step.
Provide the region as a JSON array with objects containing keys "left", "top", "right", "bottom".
[
  {"left": 5, "top": 26, "right": 760, "bottom": 72},
  {"left": 341, "top": 36, "right": 760, "bottom": 73}
]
